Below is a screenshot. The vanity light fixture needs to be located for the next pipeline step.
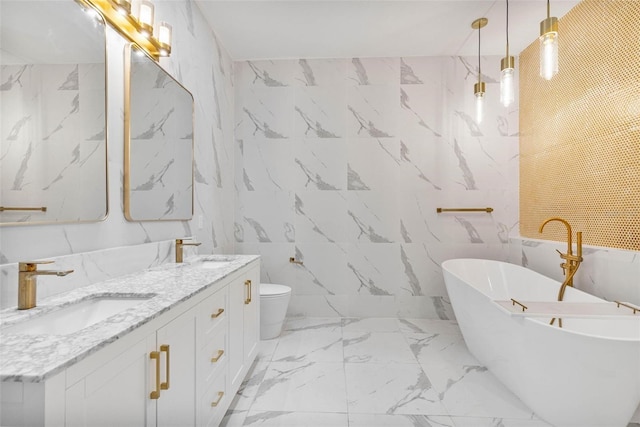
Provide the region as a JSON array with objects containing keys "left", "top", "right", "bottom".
[
  {"left": 472, "top": 17, "right": 488, "bottom": 124},
  {"left": 500, "top": 0, "right": 515, "bottom": 107},
  {"left": 77, "top": 0, "right": 171, "bottom": 60},
  {"left": 539, "top": 0, "right": 559, "bottom": 80}
]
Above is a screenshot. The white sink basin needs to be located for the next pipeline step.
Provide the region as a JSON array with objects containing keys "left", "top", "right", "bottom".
[
  {"left": 198, "top": 261, "right": 232, "bottom": 269},
  {"left": 2, "top": 295, "right": 153, "bottom": 336}
]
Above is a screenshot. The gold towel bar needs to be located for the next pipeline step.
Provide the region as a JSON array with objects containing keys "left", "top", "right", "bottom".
[
  {"left": 615, "top": 301, "right": 639, "bottom": 314},
  {"left": 0, "top": 206, "right": 47, "bottom": 212},
  {"left": 436, "top": 207, "right": 493, "bottom": 213}
]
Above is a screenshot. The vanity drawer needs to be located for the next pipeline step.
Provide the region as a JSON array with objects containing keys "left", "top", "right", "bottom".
[
  {"left": 196, "top": 287, "right": 228, "bottom": 346},
  {"left": 198, "top": 370, "right": 228, "bottom": 427},
  {"left": 197, "top": 326, "right": 227, "bottom": 391}
]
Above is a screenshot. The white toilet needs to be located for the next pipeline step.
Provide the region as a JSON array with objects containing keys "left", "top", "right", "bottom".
[{"left": 259, "top": 283, "right": 291, "bottom": 340}]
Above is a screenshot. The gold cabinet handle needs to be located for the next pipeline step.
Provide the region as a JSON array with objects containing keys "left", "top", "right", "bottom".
[
  {"left": 211, "top": 391, "right": 224, "bottom": 407},
  {"left": 211, "top": 349, "right": 224, "bottom": 363},
  {"left": 150, "top": 351, "right": 161, "bottom": 399},
  {"left": 160, "top": 344, "right": 170, "bottom": 390},
  {"left": 211, "top": 308, "right": 224, "bottom": 318},
  {"left": 244, "top": 279, "right": 252, "bottom": 305}
]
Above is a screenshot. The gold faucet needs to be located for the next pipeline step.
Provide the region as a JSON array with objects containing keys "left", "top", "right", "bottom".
[
  {"left": 538, "top": 217, "right": 583, "bottom": 327},
  {"left": 175, "top": 238, "right": 201, "bottom": 263},
  {"left": 18, "top": 261, "right": 74, "bottom": 310}
]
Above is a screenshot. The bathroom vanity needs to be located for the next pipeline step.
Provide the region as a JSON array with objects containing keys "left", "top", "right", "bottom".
[{"left": 0, "top": 255, "right": 260, "bottom": 427}]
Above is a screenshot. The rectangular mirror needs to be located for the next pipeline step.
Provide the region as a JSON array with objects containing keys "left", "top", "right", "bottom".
[
  {"left": 0, "top": 0, "right": 108, "bottom": 225},
  {"left": 124, "top": 44, "right": 194, "bottom": 221}
]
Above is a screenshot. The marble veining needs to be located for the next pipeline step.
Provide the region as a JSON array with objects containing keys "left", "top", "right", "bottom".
[{"left": 0, "top": 254, "right": 259, "bottom": 382}]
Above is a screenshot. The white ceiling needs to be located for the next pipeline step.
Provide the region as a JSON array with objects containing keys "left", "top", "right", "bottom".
[{"left": 194, "top": 0, "right": 580, "bottom": 60}]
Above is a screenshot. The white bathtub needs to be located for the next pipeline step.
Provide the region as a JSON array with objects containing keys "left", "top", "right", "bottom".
[{"left": 442, "top": 258, "right": 640, "bottom": 427}]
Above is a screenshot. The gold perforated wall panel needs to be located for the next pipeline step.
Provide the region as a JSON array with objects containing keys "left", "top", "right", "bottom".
[{"left": 519, "top": 0, "right": 640, "bottom": 251}]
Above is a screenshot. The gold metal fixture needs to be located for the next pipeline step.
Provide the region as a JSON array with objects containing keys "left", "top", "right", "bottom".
[
  {"left": 616, "top": 301, "right": 640, "bottom": 314},
  {"left": 211, "top": 350, "right": 224, "bottom": 363},
  {"left": 18, "top": 261, "right": 74, "bottom": 310},
  {"left": 511, "top": 298, "right": 528, "bottom": 312},
  {"left": 211, "top": 308, "right": 224, "bottom": 318},
  {"left": 175, "top": 238, "right": 201, "bottom": 263},
  {"left": 539, "top": 217, "right": 583, "bottom": 327},
  {"left": 211, "top": 392, "right": 224, "bottom": 407},
  {"left": 472, "top": 17, "right": 488, "bottom": 123},
  {"left": 289, "top": 257, "right": 304, "bottom": 265},
  {"left": 0, "top": 206, "right": 47, "bottom": 212},
  {"left": 160, "top": 344, "right": 170, "bottom": 390},
  {"left": 244, "top": 280, "right": 252, "bottom": 305},
  {"left": 150, "top": 350, "right": 161, "bottom": 399},
  {"left": 436, "top": 207, "right": 494, "bottom": 213},
  {"left": 539, "top": 0, "right": 559, "bottom": 80},
  {"left": 500, "top": 0, "right": 515, "bottom": 107},
  {"left": 78, "top": 0, "right": 172, "bottom": 60}
]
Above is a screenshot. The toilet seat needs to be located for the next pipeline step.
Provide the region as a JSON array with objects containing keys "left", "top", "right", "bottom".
[{"left": 260, "top": 283, "right": 291, "bottom": 297}]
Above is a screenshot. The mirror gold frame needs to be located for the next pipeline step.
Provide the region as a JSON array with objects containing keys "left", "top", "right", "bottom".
[
  {"left": 123, "top": 43, "right": 194, "bottom": 221},
  {"left": 0, "top": 0, "right": 109, "bottom": 226}
]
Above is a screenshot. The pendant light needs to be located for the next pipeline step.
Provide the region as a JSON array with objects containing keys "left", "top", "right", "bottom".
[
  {"left": 472, "top": 18, "right": 488, "bottom": 124},
  {"left": 539, "top": 0, "right": 559, "bottom": 80},
  {"left": 500, "top": 0, "right": 515, "bottom": 107}
]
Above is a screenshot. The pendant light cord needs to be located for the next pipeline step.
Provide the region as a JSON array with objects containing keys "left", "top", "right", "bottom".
[
  {"left": 547, "top": 0, "right": 550, "bottom": 18},
  {"left": 506, "top": 0, "right": 510, "bottom": 57},
  {"left": 478, "top": 23, "right": 481, "bottom": 84}
]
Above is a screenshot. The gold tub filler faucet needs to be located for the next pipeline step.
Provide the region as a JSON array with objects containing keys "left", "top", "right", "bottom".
[
  {"left": 538, "top": 217, "right": 583, "bottom": 327},
  {"left": 18, "top": 261, "right": 74, "bottom": 310},
  {"left": 175, "top": 238, "right": 201, "bottom": 263}
]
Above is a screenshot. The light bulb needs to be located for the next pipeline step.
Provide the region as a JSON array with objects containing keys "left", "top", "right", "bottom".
[
  {"left": 500, "top": 67, "right": 515, "bottom": 107},
  {"left": 475, "top": 92, "right": 485, "bottom": 124},
  {"left": 137, "top": 0, "right": 155, "bottom": 37},
  {"left": 540, "top": 32, "right": 558, "bottom": 80},
  {"left": 158, "top": 22, "right": 172, "bottom": 46}
]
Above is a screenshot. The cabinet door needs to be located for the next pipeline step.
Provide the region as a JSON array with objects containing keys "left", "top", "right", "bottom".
[
  {"left": 155, "top": 310, "right": 196, "bottom": 427},
  {"left": 65, "top": 334, "right": 156, "bottom": 427},
  {"left": 228, "top": 277, "right": 245, "bottom": 391},
  {"left": 243, "top": 268, "right": 260, "bottom": 365}
]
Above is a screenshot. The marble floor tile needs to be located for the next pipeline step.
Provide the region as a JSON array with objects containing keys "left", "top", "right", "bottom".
[
  {"left": 349, "top": 413, "right": 456, "bottom": 427},
  {"left": 343, "top": 331, "right": 416, "bottom": 363},
  {"left": 450, "top": 416, "right": 554, "bottom": 426},
  {"left": 405, "top": 332, "right": 478, "bottom": 388},
  {"left": 255, "top": 339, "right": 279, "bottom": 362},
  {"left": 282, "top": 317, "right": 343, "bottom": 333},
  {"left": 220, "top": 408, "right": 249, "bottom": 427},
  {"left": 431, "top": 364, "right": 535, "bottom": 419},
  {"left": 398, "top": 318, "right": 461, "bottom": 335},
  {"left": 345, "top": 361, "right": 447, "bottom": 415},
  {"left": 242, "top": 411, "right": 348, "bottom": 426},
  {"left": 341, "top": 317, "right": 400, "bottom": 332},
  {"left": 251, "top": 361, "right": 348, "bottom": 413},
  {"left": 271, "top": 329, "right": 343, "bottom": 362},
  {"left": 229, "top": 361, "right": 270, "bottom": 411}
]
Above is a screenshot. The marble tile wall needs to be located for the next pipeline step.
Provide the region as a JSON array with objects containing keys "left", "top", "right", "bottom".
[
  {"left": 234, "top": 56, "right": 520, "bottom": 318},
  {"left": 0, "top": 0, "right": 235, "bottom": 306},
  {"left": 509, "top": 237, "right": 640, "bottom": 306}
]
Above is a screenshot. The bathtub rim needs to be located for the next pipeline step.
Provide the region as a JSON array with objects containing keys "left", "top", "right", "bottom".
[{"left": 441, "top": 258, "right": 640, "bottom": 343}]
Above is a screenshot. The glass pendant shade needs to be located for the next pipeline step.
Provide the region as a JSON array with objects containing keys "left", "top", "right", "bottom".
[
  {"left": 500, "top": 56, "right": 515, "bottom": 107},
  {"left": 474, "top": 82, "right": 485, "bottom": 124},
  {"left": 539, "top": 15, "right": 559, "bottom": 80},
  {"left": 158, "top": 21, "right": 172, "bottom": 56},
  {"left": 137, "top": 0, "right": 155, "bottom": 37}
]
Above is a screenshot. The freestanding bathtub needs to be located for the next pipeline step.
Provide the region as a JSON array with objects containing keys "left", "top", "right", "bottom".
[{"left": 442, "top": 258, "right": 640, "bottom": 427}]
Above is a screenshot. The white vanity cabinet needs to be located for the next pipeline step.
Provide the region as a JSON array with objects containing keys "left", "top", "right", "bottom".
[
  {"left": 65, "top": 303, "right": 197, "bottom": 427},
  {"left": 0, "top": 259, "right": 260, "bottom": 427},
  {"left": 229, "top": 268, "right": 260, "bottom": 392}
]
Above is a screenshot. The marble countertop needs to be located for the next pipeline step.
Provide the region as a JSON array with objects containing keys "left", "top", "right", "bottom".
[{"left": 0, "top": 255, "right": 259, "bottom": 383}]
